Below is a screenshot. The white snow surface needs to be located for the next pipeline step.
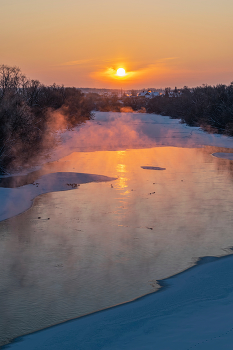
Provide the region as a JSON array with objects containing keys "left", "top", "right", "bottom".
[
  {"left": 0, "top": 172, "right": 115, "bottom": 221},
  {"left": 5, "top": 254, "right": 233, "bottom": 350}
]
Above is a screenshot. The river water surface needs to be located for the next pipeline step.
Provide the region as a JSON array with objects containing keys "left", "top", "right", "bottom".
[{"left": 1, "top": 112, "right": 233, "bottom": 346}]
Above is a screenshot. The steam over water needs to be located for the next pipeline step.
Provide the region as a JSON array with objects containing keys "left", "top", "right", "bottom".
[{"left": 1, "top": 112, "right": 233, "bottom": 346}]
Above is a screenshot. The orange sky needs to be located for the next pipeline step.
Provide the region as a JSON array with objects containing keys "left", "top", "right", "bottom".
[{"left": 1, "top": 0, "right": 233, "bottom": 88}]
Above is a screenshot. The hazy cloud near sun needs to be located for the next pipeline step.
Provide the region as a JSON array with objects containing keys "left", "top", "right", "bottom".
[
  {"left": 91, "top": 57, "right": 179, "bottom": 83},
  {"left": 49, "top": 56, "right": 184, "bottom": 87},
  {"left": 93, "top": 67, "right": 136, "bottom": 80}
]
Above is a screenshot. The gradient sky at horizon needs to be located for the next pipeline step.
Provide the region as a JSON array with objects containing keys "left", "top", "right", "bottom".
[{"left": 0, "top": 0, "right": 233, "bottom": 88}]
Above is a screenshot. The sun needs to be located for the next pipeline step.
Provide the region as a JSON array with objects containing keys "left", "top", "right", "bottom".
[{"left": 116, "top": 68, "right": 126, "bottom": 77}]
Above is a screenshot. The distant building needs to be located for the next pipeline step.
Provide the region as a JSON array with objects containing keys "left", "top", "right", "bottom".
[{"left": 137, "top": 90, "right": 160, "bottom": 98}]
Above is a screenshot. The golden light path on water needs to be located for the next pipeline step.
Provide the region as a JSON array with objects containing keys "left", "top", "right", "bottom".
[{"left": 1, "top": 144, "right": 233, "bottom": 345}]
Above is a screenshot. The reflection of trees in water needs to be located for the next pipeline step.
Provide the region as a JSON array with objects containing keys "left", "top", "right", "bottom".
[
  {"left": 0, "top": 169, "right": 45, "bottom": 188},
  {"left": 197, "top": 146, "right": 233, "bottom": 179},
  {"left": 214, "top": 157, "right": 233, "bottom": 176}
]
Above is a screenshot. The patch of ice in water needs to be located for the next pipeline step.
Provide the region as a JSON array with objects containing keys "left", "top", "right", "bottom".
[
  {"left": 212, "top": 152, "right": 233, "bottom": 160},
  {"left": 141, "top": 166, "right": 166, "bottom": 170}
]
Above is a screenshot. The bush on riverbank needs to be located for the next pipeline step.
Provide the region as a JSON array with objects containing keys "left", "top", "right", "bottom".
[{"left": 0, "top": 65, "right": 93, "bottom": 172}]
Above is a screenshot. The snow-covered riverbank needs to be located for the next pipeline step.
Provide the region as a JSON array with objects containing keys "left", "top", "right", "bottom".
[{"left": 5, "top": 253, "right": 233, "bottom": 350}]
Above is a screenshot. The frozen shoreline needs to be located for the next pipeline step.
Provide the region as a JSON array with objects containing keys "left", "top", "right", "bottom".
[
  {"left": 4, "top": 253, "right": 233, "bottom": 350},
  {"left": 0, "top": 172, "right": 116, "bottom": 222}
]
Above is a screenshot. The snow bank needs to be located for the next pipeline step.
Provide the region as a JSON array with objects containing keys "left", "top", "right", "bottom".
[
  {"left": 5, "top": 254, "right": 233, "bottom": 350},
  {"left": 0, "top": 172, "right": 115, "bottom": 222}
]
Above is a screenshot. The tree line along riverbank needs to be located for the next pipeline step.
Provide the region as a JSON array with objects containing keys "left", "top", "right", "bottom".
[{"left": 0, "top": 65, "right": 93, "bottom": 172}]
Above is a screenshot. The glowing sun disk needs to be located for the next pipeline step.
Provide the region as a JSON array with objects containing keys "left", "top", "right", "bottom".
[{"left": 117, "top": 68, "right": 126, "bottom": 77}]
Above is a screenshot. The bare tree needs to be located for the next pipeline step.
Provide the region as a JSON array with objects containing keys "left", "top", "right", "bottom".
[{"left": 0, "top": 65, "right": 23, "bottom": 99}]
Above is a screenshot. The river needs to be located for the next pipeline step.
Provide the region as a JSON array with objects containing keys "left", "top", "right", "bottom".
[{"left": 1, "top": 112, "right": 233, "bottom": 346}]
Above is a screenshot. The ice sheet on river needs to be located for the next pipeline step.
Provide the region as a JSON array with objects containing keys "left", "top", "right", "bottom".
[
  {"left": 212, "top": 152, "right": 233, "bottom": 160},
  {"left": 0, "top": 172, "right": 115, "bottom": 221},
  {"left": 141, "top": 166, "right": 166, "bottom": 170},
  {"left": 5, "top": 254, "right": 233, "bottom": 350}
]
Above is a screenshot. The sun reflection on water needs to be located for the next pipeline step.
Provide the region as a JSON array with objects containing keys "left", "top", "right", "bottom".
[
  {"left": 116, "top": 164, "right": 127, "bottom": 173},
  {"left": 115, "top": 151, "right": 129, "bottom": 192}
]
